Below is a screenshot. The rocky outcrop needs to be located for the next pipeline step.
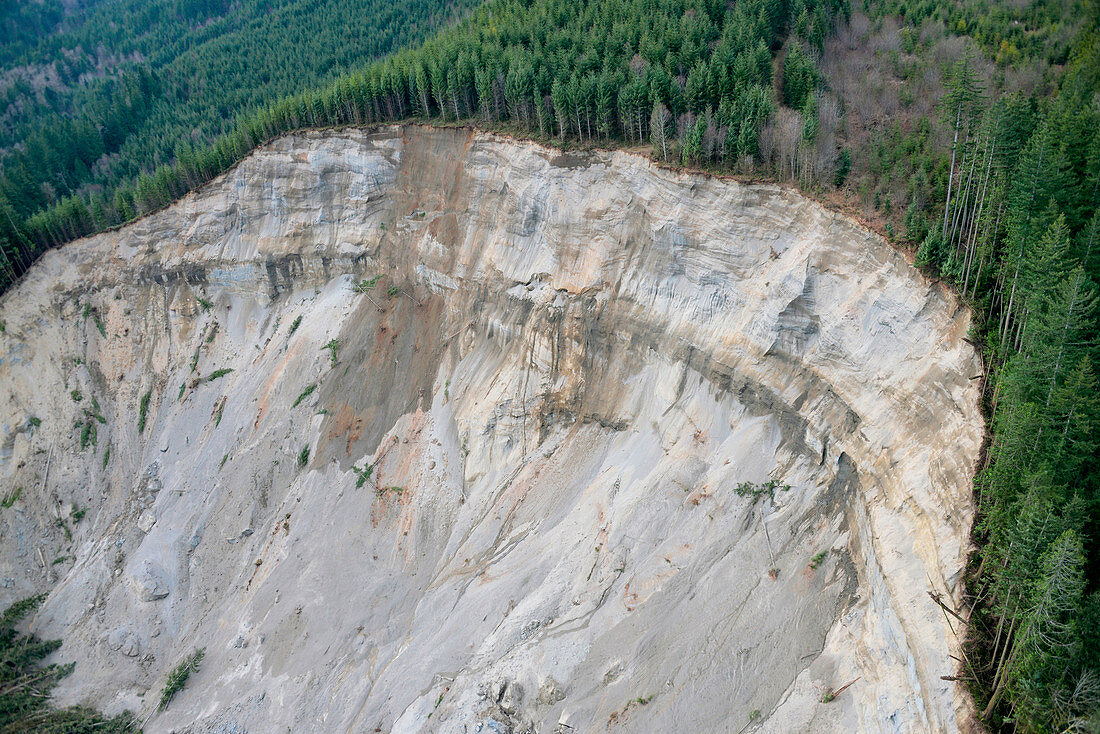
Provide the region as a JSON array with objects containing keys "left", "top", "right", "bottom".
[{"left": 0, "top": 125, "right": 983, "bottom": 732}]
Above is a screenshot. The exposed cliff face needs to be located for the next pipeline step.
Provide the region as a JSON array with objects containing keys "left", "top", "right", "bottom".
[{"left": 0, "top": 125, "right": 982, "bottom": 732}]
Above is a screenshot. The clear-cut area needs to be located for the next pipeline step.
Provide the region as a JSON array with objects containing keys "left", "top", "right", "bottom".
[{"left": 0, "top": 125, "right": 983, "bottom": 732}]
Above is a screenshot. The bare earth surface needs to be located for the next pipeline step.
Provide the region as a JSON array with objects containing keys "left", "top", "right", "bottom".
[{"left": 0, "top": 125, "right": 983, "bottom": 732}]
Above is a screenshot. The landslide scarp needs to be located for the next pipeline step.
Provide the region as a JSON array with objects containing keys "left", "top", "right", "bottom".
[{"left": 0, "top": 125, "right": 982, "bottom": 733}]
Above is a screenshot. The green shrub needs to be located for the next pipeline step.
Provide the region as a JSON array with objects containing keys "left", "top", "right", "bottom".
[
  {"left": 138, "top": 389, "right": 152, "bottom": 432},
  {"left": 158, "top": 648, "right": 205, "bottom": 711},
  {"left": 298, "top": 446, "right": 310, "bottom": 467},
  {"left": 292, "top": 384, "right": 317, "bottom": 408},
  {"left": 353, "top": 463, "right": 374, "bottom": 489},
  {"left": 203, "top": 368, "right": 233, "bottom": 383},
  {"left": 353, "top": 275, "right": 380, "bottom": 292},
  {"left": 80, "top": 420, "right": 97, "bottom": 449},
  {"left": 88, "top": 397, "right": 106, "bottom": 424},
  {"left": 1, "top": 487, "right": 22, "bottom": 508},
  {"left": 55, "top": 518, "right": 71, "bottom": 541},
  {"left": 322, "top": 339, "right": 340, "bottom": 366},
  {"left": 734, "top": 479, "right": 791, "bottom": 503}
]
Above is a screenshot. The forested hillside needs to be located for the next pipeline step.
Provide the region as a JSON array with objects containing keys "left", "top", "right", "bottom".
[
  {"left": 2, "top": 0, "right": 1099, "bottom": 730},
  {"left": 0, "top": 0, "right": 478, "bottom": 282}
]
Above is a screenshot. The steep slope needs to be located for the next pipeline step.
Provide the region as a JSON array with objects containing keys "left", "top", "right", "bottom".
[{"left": 0, "top": 125, "right": 982, "bottom": 732}]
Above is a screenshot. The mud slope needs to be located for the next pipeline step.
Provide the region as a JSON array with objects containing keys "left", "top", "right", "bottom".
[{"left": 0, "top": 125, "right": 982, "bottom": 732}]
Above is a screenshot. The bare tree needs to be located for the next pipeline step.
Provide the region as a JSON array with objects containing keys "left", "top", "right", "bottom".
[
  {"left": 774, "top": 107, "right": 803, "bottom": 180},
  {"left": 650, "top": 102, "right": 672, "bottom": 161}
]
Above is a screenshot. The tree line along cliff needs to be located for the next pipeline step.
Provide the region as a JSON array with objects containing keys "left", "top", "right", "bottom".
[{"left": 1, "top": 0, "right": 1099, "bottom": 730}]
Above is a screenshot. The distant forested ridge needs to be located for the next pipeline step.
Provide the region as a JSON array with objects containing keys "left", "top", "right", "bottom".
[
  {"left": 0, "top": 0, "right": 479, "bottom": 282},
  {"left": 2, "top": 0, "right": 1099, "bottom": 730},
  {"left": 1, "top": 0, "right": 855, "bottom": 282}
]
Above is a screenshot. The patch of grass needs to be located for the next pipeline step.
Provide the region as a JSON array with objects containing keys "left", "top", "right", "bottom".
[
  {"left": 203, "top": 368, "right": 233, "bottom": 383},
  {"left": 809, "top": 550, "right": 828, "bottom": 570},
  {"left": 321, "top": 339, "right": 339, "bottom": 366},
  {"left": 178, "top": 382, "right": 186, "bottom": 401},
  {"left": 138, "top": 389, "right": 152, "bottom": 433},
  {"left": 1, "top": 487, "right": 22, "bottom": 508},
  {"left": 70, "top": 389, "right": 82, "bottom": 402},
  {"left": 386, "top": 285, "right": 400, "bottom": 297},
  {"left": 288, "top": 314, "right": 302, "bottom": 336},
  {"left": 196, "top": 297, "right": 213, "bottom": 311},
  {"left": 158, "top": 648, "right": 205, "bottom": 712},
  {"left": 206, "top": 322, "right": 219, "bottom": 342},
  {"left": 631, "top": 694, "right": 654, "bottom": 706},
  {"left": 292, "top": 384, "right": 317, "bottom": 409},
  {"left": 190, "top": 346, "right": 201, "bottom": 373},
  {"left": 93, "top": 314, "right": 106, "bottom": 337},
  {"left": 219, "top": 453, "right": 229, "bottom": 470},
  {"left": 102, "top": 447, "right": 110, "bottom": 469},
  {"left": 81, "top": 303, "right": 91, "bottom": 320},
  {"left": 28, "top": 416, "right": 40, "bottom": 427},
  {"left": 376, "top": 485, "right": 403, "bottom": 498},
  {"left": 51, "top": 556, "right": 70, "bottom": 566},
  {"left": 71, "top": 507, "right": 86, "bottom": 522},
  {"left": 297, "top": 446, "right": 310, "bottom": 468},
  {"left": 214, "top": 402, "right": 224, "bottom": 427},
  {"left": 352, "top": 463, "right": 374, "bottom": 489}
]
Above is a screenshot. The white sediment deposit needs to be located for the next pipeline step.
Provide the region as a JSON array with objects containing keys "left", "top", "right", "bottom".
[{"left": 0, "top": 125, "right": 983, "bottom": 732}]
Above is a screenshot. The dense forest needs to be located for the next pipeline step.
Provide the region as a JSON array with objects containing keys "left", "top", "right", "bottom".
[
  {"left": 2, "top": 0, "right": 1099, "bottom": 730},
  {"left": 0, "top": 0, "right": 479, "bottom": 283}
]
